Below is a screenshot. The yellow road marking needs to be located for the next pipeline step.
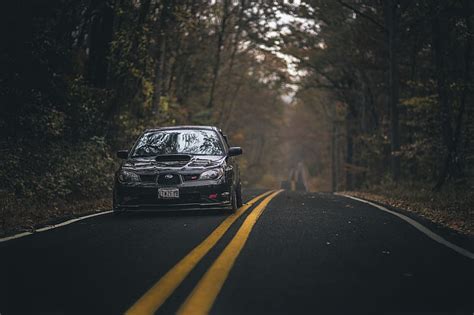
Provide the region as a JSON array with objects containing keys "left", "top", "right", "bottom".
[
  {"left": 177, "top": 190, "right": 283, "bottom": 315},
  {"left": 125, "top": 190, "right": 274, "bottom": 315}
]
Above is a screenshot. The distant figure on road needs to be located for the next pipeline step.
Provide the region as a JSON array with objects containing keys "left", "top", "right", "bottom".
[{"left": 282, "top": 164, "right": 307, "bottom": 191}]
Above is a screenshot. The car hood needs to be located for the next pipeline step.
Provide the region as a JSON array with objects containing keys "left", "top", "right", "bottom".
[{"left": 121, "top": 155, "right": 226, "bottom": 173}]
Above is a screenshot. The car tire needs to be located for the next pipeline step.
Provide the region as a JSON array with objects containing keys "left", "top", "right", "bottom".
[
  {"left": 236, "top": 183, "right": 243, "bottom": 208},
  {"left": 112, "top": 190, "right": 122, "bottom": 215},
  {"left": 230, "top": 189, "right": 239, "bottom": 213}
]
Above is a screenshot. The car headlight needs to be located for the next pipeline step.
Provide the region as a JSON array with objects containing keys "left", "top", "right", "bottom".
[
  {"left": 118, "top": 170, "right": 140, "bottom": 182},
  {"left": 199, "top": 168, "right": 224, "bottom": 180}
]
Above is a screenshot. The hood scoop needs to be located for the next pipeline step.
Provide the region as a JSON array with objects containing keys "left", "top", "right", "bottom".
[
  {"left": 155, "top": 154, "right": 192, "bottom": 162},
  {"left": 155, "top": 154, "right": 192, "bottom": 167}
]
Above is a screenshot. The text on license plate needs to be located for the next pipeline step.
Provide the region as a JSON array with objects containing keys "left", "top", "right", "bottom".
[{"left": 158, "top": 188, "right": 179, "bottom": 199}]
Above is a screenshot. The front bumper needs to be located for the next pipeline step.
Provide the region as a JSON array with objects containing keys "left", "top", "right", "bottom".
[{"left": 114, "top": 179, "right": 232, "bottom": 211}]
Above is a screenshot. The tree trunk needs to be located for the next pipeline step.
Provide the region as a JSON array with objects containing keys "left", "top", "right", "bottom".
[
  {"left": 452, "top": 0, "right": 472, "bottom": 179},
  {"left": 383, "top": 0, "right": 401, "bottom": 182},
  {"left": 432, "top": 11, "right": 454, "bottom": 190},
  {"left": 218, "top": 0, "right": 247, "bottom": 125},
  {"left": 130, "top": 0, "right": 151, "bottom": 60},
  {"left": 152, "top": 37, "right": 164, "bottom": 114},
  {"left": 207, "top": 0, "right": 230, "bottom": 108},
  {"left": 346, "top": 114, "right": 353, "bottom": 190},
  {"left": 87, "top": 0, "right": 114, "bottom": 88},
  {"left": 434, "top": 0, "right": 472, "bottom": 190},
  {"left": 331, "top": 104, "right": 338, "bottom": 192},
  {"left": 152, "top": 0, "right": 171, "bottom": 114}
]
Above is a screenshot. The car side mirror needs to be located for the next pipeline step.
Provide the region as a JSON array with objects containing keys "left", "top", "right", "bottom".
[
  {"left": 228, "top": 147, "right": 242, "bottom": 157},
  {"left": 116, "top": 150, "right": 129, "bottom": 159}
]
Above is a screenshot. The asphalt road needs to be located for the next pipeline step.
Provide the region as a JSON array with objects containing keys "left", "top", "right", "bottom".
[{"left": 1, "top": 189, "right": 472, "bottom": 314}]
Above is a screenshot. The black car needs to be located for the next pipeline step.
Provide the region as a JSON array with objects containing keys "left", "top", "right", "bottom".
[{"left": 113, "top": 126, "right": 243, "bottom": 213}]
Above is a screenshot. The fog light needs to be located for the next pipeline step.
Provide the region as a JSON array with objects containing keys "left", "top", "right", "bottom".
[{"left": 209, "top": 193, "right": 218, "bottom": 199}]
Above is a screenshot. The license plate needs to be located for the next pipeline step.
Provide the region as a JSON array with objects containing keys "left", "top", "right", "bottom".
[{"left": 158, "top": 188, "right": 179, "bottom": 199}]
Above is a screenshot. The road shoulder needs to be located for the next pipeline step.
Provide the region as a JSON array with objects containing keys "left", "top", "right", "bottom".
[
  {"left": 0, "top": 209, "right": 112, "bottom": 242},
  {"left": 337, "top": 192, "right": 474, "bottom": 254}
]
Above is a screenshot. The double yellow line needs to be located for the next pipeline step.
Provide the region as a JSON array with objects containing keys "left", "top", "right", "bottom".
[{"left": 126, "top": 190, "right": 282, "bottom": 315}]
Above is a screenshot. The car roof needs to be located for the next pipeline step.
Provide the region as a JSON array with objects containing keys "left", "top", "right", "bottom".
[{"left": 144, "top": 125, "right": 221, "bottom": 133}]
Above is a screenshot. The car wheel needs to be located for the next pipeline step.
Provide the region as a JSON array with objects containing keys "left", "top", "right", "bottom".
[
  {"left": 112, "top": 190, "right": 122, "bottom": 215},
  {"left": 230, "top": 189, "right": 238, "bottom": 213},
  {"left": 236, "top": 183, "right": 243, "bottom": 207}
]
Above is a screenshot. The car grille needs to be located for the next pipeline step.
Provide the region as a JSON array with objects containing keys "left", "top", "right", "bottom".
[
  {"left": 139, "top": 174, "right": 156, "bottom": 182},
  {"left": 182, "top": 174, "right": 200, "bottom": 181},
  {"left": 157, "top": 173, "right": 181, "bottom": 185}
]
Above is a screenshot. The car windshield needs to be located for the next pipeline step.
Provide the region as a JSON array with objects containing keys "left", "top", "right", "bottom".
[{"left": 131, "top": 129, "right": 225, "bottom": 157}]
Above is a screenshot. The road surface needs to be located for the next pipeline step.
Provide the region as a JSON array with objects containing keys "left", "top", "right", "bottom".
[{"left": 1, "top": 189, "right": 472, "bottom": 314}]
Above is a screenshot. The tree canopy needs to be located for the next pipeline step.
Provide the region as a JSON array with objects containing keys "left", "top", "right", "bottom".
[{"left": 0, "top": 0, "right": 472, "bottom": 230}]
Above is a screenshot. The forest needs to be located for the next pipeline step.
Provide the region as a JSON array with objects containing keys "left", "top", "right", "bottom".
[{"left": 1, "top": 0, "right": 472, "bottom": 234}]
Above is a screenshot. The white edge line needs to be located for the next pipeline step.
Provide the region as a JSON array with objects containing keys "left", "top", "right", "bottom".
[
  {"left": 0, "top": 210, "right": 113, "bottom": 243},
  {"left": 336, "top": 193, "right": 474, "bottom": 260}
]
